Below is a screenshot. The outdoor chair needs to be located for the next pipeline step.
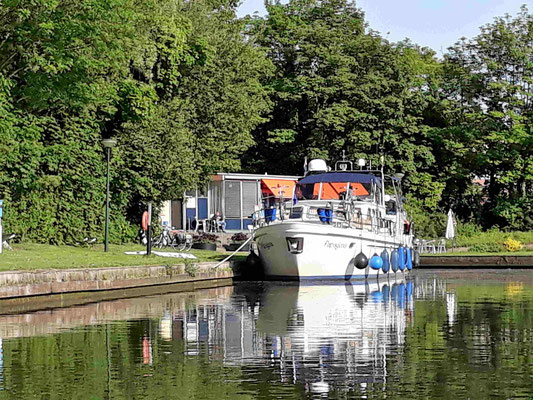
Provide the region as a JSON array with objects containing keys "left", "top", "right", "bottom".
[
  {"left": 436, "top": 238, "right": 447, "bottom": 253},
  {"left": 192, "top": 218, "right": 206, "bottom": 232},
  {"left": 2, "top": 233, "right": 16, "bottom": 251},
  {"left": 417, "top": 239, "right": 436, "bottom": 254}
]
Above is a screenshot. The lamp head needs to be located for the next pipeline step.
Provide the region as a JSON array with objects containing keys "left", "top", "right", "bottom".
[
  {"left": 393, "top": 173, "right": 404, "bottom": 180},
  {"left": 101, "top": 138, "right": 117, "bottom": 149}
]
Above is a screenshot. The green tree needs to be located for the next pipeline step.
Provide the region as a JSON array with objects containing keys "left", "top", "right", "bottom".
[
  {"left": 0, "top": 0, "right": 137, "bottom": 242},
  {"left": 0, "top": 0, "right": 271, "bottom": 243},
  {"left": 243, "top": 0, "right": 444, "bottom": 212},
  {"left": 442, "top": 6, "right": 533, "bottom": 229}
]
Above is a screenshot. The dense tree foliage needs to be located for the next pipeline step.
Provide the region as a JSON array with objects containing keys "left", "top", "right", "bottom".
[
  {"left": 0, "top": 0, "right": 270, "bottom": 243},
  {"left": 0, "top": 0, "right": 530, "bottom": 243},
  {"left": 437, "top": 6, "right": 533, "bottom": 230},
  {"left": 242, "top": 0, "right": 446, "bottom": 218},
  {"left": 243, "top": 0, "right": 531, "bottom": 233}
]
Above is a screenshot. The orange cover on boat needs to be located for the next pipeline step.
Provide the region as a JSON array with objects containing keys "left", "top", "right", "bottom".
[
  {"left": 313, "top": 182, "right": 369, "bottom": 199},
  {"left": 262, "top": 179, "right": 297, "bottom": 198}
]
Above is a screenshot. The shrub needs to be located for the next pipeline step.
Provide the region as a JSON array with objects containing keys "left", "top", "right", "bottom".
[
  {"left": 455, "top": 228, "right": 533, "bottom": 248},
  {"left": 193, "top": 233, "right": 217, "bottom": 244},
  {"left": 503, "top": 238, "right": 522, "bottom": 252},
  {"left": 469, "top": 242, "right": 504, "bottom": 253},
  {"left": 456, "top": 221, "right": 482, "bottom": 238},
  {"left": 230, "top": 232, "right": 249, "bottom": 242},
  {"left": 184, "top": 260, "right": 197, "bottom": 277}
]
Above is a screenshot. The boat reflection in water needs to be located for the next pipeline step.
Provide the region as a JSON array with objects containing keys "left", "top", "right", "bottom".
[
  {"left": 0, "top": 277, "right": 414, "bottom": 397},
  {"left": 3, "top": 272, "right": 532, "bottom": 399},
  {"left": 172, "top": 277, "right": 414, "bottom": 395}
]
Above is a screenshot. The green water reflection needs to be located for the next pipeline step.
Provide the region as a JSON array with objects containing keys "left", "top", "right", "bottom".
[{"left": 0, "top": 270, "right": 531, "bottom": 399}]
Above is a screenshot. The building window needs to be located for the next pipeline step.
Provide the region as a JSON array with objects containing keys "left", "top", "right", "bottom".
[{"left": 224, "top": 181, "right": 241, "bottom": 218}]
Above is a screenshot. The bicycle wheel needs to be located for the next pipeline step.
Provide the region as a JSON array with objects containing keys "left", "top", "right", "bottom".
[
  {"left": 152, "top": 234, "right": 164, "bottom": 248},
  {"left": 170, "top": 236, "right": 180, "bottom": 251},
  {"left": 184, "top": 235, "right": 193, "bottom": 251}
]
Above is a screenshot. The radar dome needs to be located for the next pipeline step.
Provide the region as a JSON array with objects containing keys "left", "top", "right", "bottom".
[{"left": 308, "top": 159, "right": 328, "bottom": 173}]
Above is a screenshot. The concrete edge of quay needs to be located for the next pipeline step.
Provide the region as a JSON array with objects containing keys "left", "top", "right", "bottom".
[
  {"left": 0, "top": 261, "right": 244, "bottom": 315},
  {"left": 420, "top": 255, "right": 533, "bottom": 268},
  {"left": 1, "top": 256, "right": 531, "bottom": 315}
]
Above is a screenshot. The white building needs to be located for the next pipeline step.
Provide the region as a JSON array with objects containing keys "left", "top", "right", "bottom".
[{"left": 159, "top": 172, "right": 300, "bottom": 232}]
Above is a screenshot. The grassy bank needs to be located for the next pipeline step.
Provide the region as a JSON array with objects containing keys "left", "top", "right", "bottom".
[
  {"left": 452, "top": 229, "right": 533, "bottom": 252},
  {"left": 0, "top": 243, "right": 245, "bottom": 272},
  {"left": 424, "top": 251, "right": 533, "bottom": 257}
]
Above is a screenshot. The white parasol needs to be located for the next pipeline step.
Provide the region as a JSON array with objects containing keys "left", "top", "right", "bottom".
[{"left": 445, "top": 209, "right": 455, "bottom": 240}]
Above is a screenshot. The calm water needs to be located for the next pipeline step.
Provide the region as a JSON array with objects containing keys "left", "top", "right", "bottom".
[{"left": 0, "top": 270, "right": 532, "bottom": 399}]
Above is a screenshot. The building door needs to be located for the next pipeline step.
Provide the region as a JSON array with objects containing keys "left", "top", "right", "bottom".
[
  {"left": 171, "top": 200, "right": 183, "bottom": 229},
  {"left": 198, "top": 198, "right": 208, "bottom": 219}
]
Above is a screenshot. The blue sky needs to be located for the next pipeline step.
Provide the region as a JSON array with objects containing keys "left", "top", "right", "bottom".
[{"left": 237, "top": 0, "right": 528, "bottom": 56}]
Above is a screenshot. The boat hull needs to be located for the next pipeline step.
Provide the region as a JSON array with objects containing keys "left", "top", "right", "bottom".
[{"left": 254, "top": 222, "right": 412, "bottom": 280}]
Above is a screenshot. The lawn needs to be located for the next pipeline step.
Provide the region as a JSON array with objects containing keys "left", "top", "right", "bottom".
[
  {"left": 423, "top": 251, "right": 533, "bottom": 257},
  {"left": 0, "top": 243, "right": 245, "bottom": 272}
]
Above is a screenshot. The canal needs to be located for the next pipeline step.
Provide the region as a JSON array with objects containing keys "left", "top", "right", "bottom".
[{"left": 0, "top": 270, "right": 531, "bottom": 399}]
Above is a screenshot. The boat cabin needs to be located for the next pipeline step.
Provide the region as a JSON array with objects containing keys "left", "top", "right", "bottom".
[
  {"left": 252, "top": 157, "right": 407, "bottom": 236},
  {"left": 295, "top": 172, "right": 381, "bottom": 203}
]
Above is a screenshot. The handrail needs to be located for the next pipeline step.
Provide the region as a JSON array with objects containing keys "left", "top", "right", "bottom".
[{"left": 252, "top": 199, "right": 401, "bottom": 234}]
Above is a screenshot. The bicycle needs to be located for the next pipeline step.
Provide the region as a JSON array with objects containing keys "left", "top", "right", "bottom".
[
  {"left": 152, "top": 226, "right": 192, "bottom": 251},
  {"left": 171, "top": 230, "right": 193, "bottom": 251}
]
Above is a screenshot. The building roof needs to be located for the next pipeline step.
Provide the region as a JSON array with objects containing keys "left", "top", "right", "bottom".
[{"left": 213, "top": 172, "right": 301, "bottom": 181}]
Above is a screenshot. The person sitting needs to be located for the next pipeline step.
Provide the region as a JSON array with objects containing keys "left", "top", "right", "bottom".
[{"left": 211, "top": 211, "right": 226, "bottom": 232}]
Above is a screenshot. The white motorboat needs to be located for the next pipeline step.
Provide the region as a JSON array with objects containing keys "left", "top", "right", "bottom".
[{"left": 252, "top": 157, "right": 416, "bottom": 280}]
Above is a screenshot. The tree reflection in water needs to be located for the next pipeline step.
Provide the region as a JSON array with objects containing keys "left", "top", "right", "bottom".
[{"left": 0, "top": 271, "right": 531, "bottom": 399}]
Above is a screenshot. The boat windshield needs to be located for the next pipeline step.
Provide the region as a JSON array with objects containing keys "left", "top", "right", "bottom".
[{"left": 295, "top": 182, "right": 372, "bottom": 200}]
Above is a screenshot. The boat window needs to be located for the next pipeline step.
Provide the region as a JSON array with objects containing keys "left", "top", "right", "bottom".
[
  {"left": 295, "top": 184, "right": 316, "bottom": 200},
  {"left": 386, "top": 199, "right": 397, "bottom": 215}
]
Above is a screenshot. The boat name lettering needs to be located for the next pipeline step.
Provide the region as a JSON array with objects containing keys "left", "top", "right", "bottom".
[{"left": 324, "top": 240, "right": 347, "bottom": 250}]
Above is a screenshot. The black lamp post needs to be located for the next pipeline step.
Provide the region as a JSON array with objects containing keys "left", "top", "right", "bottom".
[{"left": 102, "top": 138, "right": 117, "bottom": 252}]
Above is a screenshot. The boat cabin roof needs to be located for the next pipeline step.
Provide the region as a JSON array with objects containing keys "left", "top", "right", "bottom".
[{"left": 299, "top": 172, "right": 380, "bottom": 185}]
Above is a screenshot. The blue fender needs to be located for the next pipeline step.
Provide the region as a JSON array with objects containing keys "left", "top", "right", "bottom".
[
  {"left": 381, "top": 250, "right": 390, "bottom": 273},
  {"left": 406, "top": 248, "right": 413, "bottom": 270},
  {"left": 391, "top": 250, "right": 399, "bottom": 272},
  {"left": 398, "top": 282, "right": 406, "bottom": 308},
  {"left": 398, "top": 247, "right": 406, "bottom": 271},
  {"left": 391, "top": 283, "right": 399, "bottom": 302},
  {"left": 370, "top": 290, "right": 384, "bottom": 303},
  {"left": 369, "top": 254, "right": 383, "bottom": 270},
  {"left": 406, "top": 280, "right": 413, "bottom": 300},
  {"left": 382, "top": 284, "right": 390, "bottom": 303}
]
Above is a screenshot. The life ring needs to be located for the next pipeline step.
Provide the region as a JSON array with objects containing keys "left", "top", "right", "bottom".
[{"left": 141, "top": 211, "right": 149, "bottom": 231}]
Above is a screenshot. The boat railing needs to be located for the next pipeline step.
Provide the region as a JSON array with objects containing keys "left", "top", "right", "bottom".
[{"left": 252, "top": 201, "right": 400, "bottom": 236}]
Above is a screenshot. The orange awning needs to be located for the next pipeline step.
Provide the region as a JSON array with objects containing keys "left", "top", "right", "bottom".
[
  {"left": 262, "top": 179, "right": 297, "bottom": 198},
  {"left": 313, "top": 182, "right": 369, "bottom": 200}
]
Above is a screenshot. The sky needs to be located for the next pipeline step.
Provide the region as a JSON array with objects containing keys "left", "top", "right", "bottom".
[{"left": 236, "top": 0, "right": 529, "bottom": 56}]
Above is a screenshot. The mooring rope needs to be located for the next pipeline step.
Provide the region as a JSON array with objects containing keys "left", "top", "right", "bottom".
[{"left": 213, "top": 234, "right": 254, "bottom": 269}]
